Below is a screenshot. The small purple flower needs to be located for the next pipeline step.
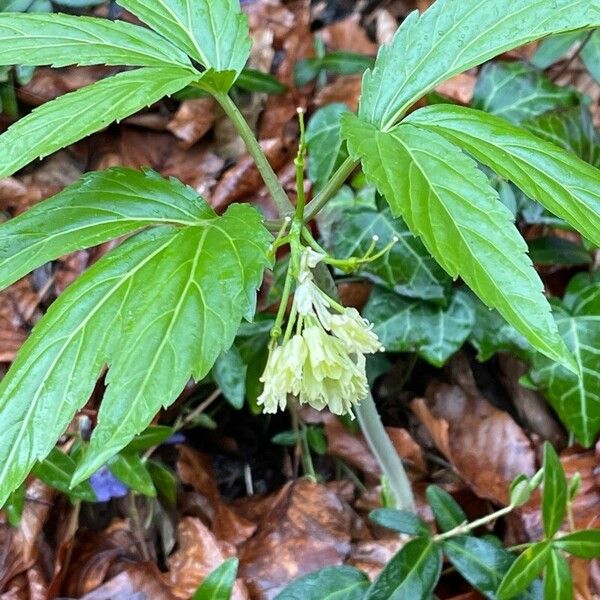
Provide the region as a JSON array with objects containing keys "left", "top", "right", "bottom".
[
  {"left": 164, "top": 432, "right": 186, "bottom": 445},
  {"left": 90, "top": 466, "right": 128, "bottom": 502}
]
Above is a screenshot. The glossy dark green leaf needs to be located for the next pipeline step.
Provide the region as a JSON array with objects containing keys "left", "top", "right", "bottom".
[
  {"left": 118, "top": 0, "right": 250, "bottom": 79},
  {"left": 306, "top": 103, "right": 349, "bottom": 192},
  {"left": 472, "top": 61, "right": 580, "bottom": 123},
  {"left": 363, "top": 287, "right": 475, "bottom": 367},
  {"left": 554, "top": 530, "right": 600, "bottom": 558},
  {"left": 369, "top": 509, "right": 430, "bottom": 536},
  {"left": 212, "top": 346, "right": 247, "bottom": 409},
  {"left": 544, "top": 548, "right": 573, "bottom": 600},
  {"left": 329, "top": 205, "right": 451, "bottom": 302},
  {"left": 32, "top": 448, "right": 96, "bottom": 502},
  {"left": 542, "top": 442, "right": 568, "bottom": 538},
  {"left": 124, "top": 426, "right": 174, "bottom": 454},
  {"left": 275, "top": 565, "right": 370, "bottom": 600},
  {"left": 0, "top": 68, "right": 196, "bottom": 179},
  {"left": 295, "top": 52, "right": 374, "bottom": 85},
  {"left": 0, "top": 168, "right": 213, "bottom": 292},
  {"left": 146, "top": 460, "right": 177, "bottom": 506},
  {"left": 528, "top": 237, "right": 591, "bottom": 267},
  {"left": 4, "top": 485, "right": 25, "bottom": 527},
  {"left": 532, "top": 31, "right": 585, "bottom": 68},
  {"left": 193, "top": 557, "right": 239, "bottom": 600},
  {"left": 365, "top": 537, "right": 442, "bottom": 600},
  {"left": 426, "top": 485, "right": 467, "bottom": 533},
  {"left": 465, "top": 290, "right": 532, "bottom": 363},
  {"left": 0, "top": 13, "right": 192, "bottom": 68},
  {"left": 497, "top": 542, "right": 552, "bottom": 600},
  {"left": 235, "top": 69, "right": 286, "bottom": 94},
  {"left": 343, "top": 114, "right": 574, "bottom": 369},
  {"left": 108, "top": 454, "right": 156, "bottom": 497},
  {"left": 406, "top": 105, "right": 600, "bottom": 249},
  {"left": 444, "top": 536, "right": 526, "bottom": 600},
  {"left": 306, "top": 426, "right": 327, "bottom": 455},
  {"left": 358, "top": 0, "right": 600, "bottom": 129}
]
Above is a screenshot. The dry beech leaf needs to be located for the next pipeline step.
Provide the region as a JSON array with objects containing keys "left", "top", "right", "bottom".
[
  {"left": 435, "top": 73, "right": 476, "bottom": 105},
  {"left": 315, "top": 76, "right": 363, "bottom": 112},
  {"left": 167, "top": 517, "right": 248, "bottom": 600},
  {"left": 167, "top": 98, "right": 216, "bottom": 149},
  {"left": 239, "top": 480, "right": 352, "bottom": 599},
  {"left": 412, "top": 381, "right": 536, "bottom": 505},
  {"left": 349, "top": 538, "right": 405, "bottom": 582},
  {"left": 321, "top": 14, "right": 377, "bottom": 55}
]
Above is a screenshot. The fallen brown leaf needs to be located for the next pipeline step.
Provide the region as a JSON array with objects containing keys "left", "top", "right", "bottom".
[{"left": 167, "top": 98, "right": 216, "bottom": 149}]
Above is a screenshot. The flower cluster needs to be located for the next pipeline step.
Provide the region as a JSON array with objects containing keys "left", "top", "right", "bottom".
[{"left": 258, "top": 249, "right": 384, "bottom": 417}]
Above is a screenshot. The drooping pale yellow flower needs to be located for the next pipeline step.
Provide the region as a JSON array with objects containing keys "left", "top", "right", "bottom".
[{"left": 328, "top": 308, "right": 384, "bottom": 354}]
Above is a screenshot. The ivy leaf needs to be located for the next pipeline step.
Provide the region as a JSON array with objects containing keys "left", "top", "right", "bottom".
[
  {"left": 532, "top": 31, "right": 586, "bottom": 68},
  {"left": 0, "top": 67, "right": 196, "bottom": 179},
  {"left": 329, "top": 205, "right": 451, "bottom": 302},
  {"left": 365, "top": 538, "right": 442, "bottom": 600},
  {"left": 358, "top": 0, "right": 600, "bottom": 129},
  {"left": 544, "top": 548, "right": 573, "bottom": 600},
  {"left": 444, "top": 536, "right": 538, "bottom": 600},
  {"left": 542, "top": 442, "right": 568, "bottom": 538},
  {"left": 0, "top": 203, "right": 271, "bottom": 505},
  {"left": 342, "top": 114, "right": 574, "bottom": 369},
  {"left": 275, "top": 565, "right": 370, "bottom": 600},
  {"left": 0, "top": 14, "right": 192, "bottom": 68},
  {"left": 363, "top": 287, "right": 474, "bottom": 367},
  {"left": 406, "top": 105, "right": 600, "bottom": 250},
  {"left": 118, "top": 0, "right": 250, "bottom": 86},
  {"left": 529, "top": 299, "right": 600, "bottom": 447},
  {"left": 581, "top": 30, "right": 600, "bottom": 84},
  {"left": 472, "top": 61, "right": 580, "bottom": 123},
  {"left": 108, "top": 454, "right": 156, "bottom": 497},
  {"left": 426, "top": 485, "right": 467, "bottom": 533},
  {"left": 192, "top": 558, "right": 239, "bottom": 600},
  {"left": 306, "top": 103, "right": 349, "bottom": 193},
  {"left": 0, "top": 168, "right": 214, "bottom": 291},
  {"left": 497, "top": 542, "right": 552, "bottom": 600},
  {"left": 523, "top": 105, "right": 600, "bottom": 167},
  {"left": 553, "top": 530, "right": 600, "bottom": 558},
  {"left": 212, "top": 346, "right": 247, "bottom": 409}
]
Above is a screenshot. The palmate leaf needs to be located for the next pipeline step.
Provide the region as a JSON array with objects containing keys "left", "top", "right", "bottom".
[
  {"left": 0, "top": 202, "right": 271, "bottom": 505},
  {"left": 359, "top": 0, "right": 600, "bottom": 130},
  {"left": 0, "top": 13, "right": 192, "bottom": 68},
  {"left": 118, "top": 0, "right": 250, "bottom": 84},
  {"left": 406, "top": 105, "right": 600, "bottom": 247},
  {"left": 342, "top": 114, "right": 574, "bottom": 369},
  {"left": 0, "top": 168, "right": 213, "bottom": 291},
  {"left": 0, "top": 67, "right": 196, "bottom": 179}
]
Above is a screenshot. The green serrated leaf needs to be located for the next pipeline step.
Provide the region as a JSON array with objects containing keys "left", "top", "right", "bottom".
[
  {"left": 366, "top": 537, "right": 442, "bottom": 600},
  {"left": 544, "top": 548, "right": 573, "bottom": 600},
  {"left": 426, "top": 485, "right": 467, "bottom": 533},
  {"left": 529, "top": 299, "right": 600, "bottom": 446},
  {"left": 0, "top": 203, "right": 270, "bottom": 505},
  {"left": 444, "top": 536, "right": 538, "bottom": 600},
  {"left": 108, "top": 454, "right": 156, "bottom": 497},
  {"left": 306, "top": 103, "right": 349, "bottom": 193},
  {"left": 329, "top": 205, "right": 451, "bottom": 302},
  {"left": 472, "top": 61, "right": 580, "bottom": 124},
  {"left": 0, "top": 67, "right": 196, "bottom": 179},
  {"left": 193, "top": 557, "right": 239, "bottom": 600},
  {"left": 0, "top": 168, "right": 214, "bottom": 291},
  {"left": 0, "top": 14, "right": 193, "bottom": 68},
  {"left": 275, "top": 565, "right": 370, "bottom": 600},
  {"left": 124, "top": 425, "right": 174, "bottom": 454},
  {"left": 359, "top": 0, "right": 600, "bottom": 129},
  {"left": 542, "top": 442, "right": 568, "bottom": 538},
  {"left": 553, "top": 530, "right": 600, "bottom": 558},
  {"left": 369, "top": 508, "right": 430, "bottom": 536},
  {"left": 342, "top": 114, "right": 573, "bottom": 369},
  {"left": 118, "top": 0, "right": 250, "bottom": 80},
  {"left": 497, "top": 542, "right": 552, "bottom": 600},
  {"left": 364, "top": 287, "right": 474, "bottom": 367},
  {"left": 532, "top": 31, "right": 586, "bottom": 69},
  {"left": 212, "top": 346, "right": 247, "bottom": 409},
  {"left": 32, "top": 448, "right": 96, "bottom": 502},
  {"left": 406, "top": 105, "right": 600, "bottom": 249}
]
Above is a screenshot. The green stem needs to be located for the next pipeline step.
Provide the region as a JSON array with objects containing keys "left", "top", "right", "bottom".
[
  {"left": 304, "top": 156, "right": 358, "bottom": 222},
  {"left": 215, "top": 92, "right": 293, "bottom": 217},
  {"left": 433, "top": 504, "right": 515, "bottom": 542},
  {"left": 356, "top": 392, "right": 416, "bottom": 512}
]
